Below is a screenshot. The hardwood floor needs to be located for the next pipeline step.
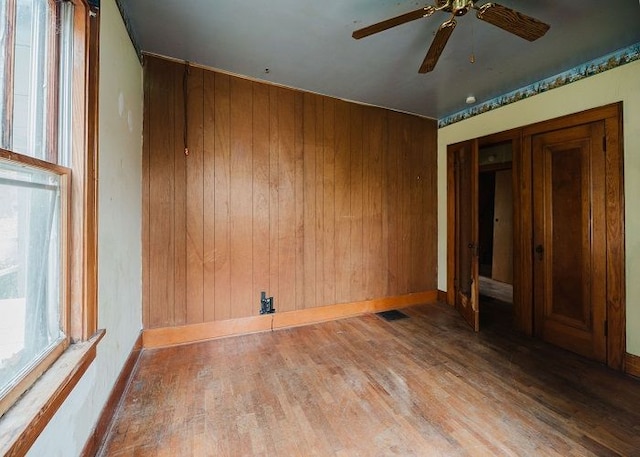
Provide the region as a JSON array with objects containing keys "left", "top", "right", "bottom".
[{"left": 100, "top": 302, "right": 640, "bottom": 456}]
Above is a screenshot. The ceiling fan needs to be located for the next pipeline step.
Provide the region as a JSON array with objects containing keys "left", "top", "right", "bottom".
[{"left": 352, "top": 0, "right": 550, "bottom": 73}]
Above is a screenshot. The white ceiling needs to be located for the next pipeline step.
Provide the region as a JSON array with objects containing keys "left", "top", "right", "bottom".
[{"left": 117, "top": 0, "right": 640, "bottom": 120}]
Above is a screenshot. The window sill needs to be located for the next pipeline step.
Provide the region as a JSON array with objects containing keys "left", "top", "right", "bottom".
[{"left": 0, "top": 329, "right": 105, "bottom": 457}]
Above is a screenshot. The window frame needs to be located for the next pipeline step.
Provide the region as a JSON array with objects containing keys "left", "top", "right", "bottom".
[{"left": 0, "top": 0, "right": 101, "bottom": 453}]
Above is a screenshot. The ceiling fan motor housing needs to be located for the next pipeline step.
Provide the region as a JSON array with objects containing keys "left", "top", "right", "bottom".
[
  {"left": 437, "top": 0, "right": 474, "bottom": 16},
  {"left": 452, "top": 0, "right": 474, "bottom": 16}
]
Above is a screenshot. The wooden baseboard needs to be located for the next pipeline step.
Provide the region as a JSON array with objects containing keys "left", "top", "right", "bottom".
[
  {"left": 81, "top": 332, "right": 143, "bottom": 457},
  {"left": 437, "top": 290, "right": 447, "bottom": 303},
  {"left": 625, "top": 352, "right": 640, "bottom": 378},
  {"left": 143, "top": 291, "right": 438, "bottom": 349}
]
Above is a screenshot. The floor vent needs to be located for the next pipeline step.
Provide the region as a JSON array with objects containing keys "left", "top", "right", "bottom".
[{"left": 376, "top": 310, "right": 409, "bottom": 321}]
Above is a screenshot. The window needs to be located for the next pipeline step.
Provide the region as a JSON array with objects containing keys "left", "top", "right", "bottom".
[
  {"left": 0, "top": 157, "right": 69, "bottom": 417},
  {"left": 0, "top": 0, "right": 70, "bottom": 418},
  {"left": 1, "top": 0, "right": 64, "bottom": 162},
  {"left": 0, "top": 0, "right": 98, "bottom": 425}
]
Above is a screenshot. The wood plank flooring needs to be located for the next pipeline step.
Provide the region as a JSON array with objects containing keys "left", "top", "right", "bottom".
[
  {"left": 479, "top": 276, "right": 513, "bottom": 304},
  {"left": 100, "top": 302, "right": 640, "bottom": 456}
]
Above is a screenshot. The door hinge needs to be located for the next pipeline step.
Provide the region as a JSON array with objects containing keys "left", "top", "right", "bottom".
[{"left": 604, "top": 320, "right": 608, "bottom": 337}]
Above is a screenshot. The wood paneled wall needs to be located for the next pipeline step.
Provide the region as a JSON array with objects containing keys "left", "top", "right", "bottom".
[{"left": 142, "top": 55, "right": 438, "bottom": 329}]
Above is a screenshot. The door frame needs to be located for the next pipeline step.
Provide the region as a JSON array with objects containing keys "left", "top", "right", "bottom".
[{"left": 446, "top": 102, "right": 625, "bottom": 371}]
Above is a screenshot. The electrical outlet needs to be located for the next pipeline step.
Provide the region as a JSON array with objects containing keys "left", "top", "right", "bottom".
[{"left": 260, "top": 292, "right": 275, "bottom": 314}]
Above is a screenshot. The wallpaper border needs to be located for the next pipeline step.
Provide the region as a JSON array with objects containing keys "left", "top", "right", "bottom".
[{"left": 439, "top": 42, "right": 640, "bottom": 128}]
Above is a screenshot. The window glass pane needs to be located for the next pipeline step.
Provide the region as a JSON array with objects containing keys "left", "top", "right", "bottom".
[
  {"left": 0, "top": 159, "right": 64, "bottom": 398},
  {"left": 1, "top": 0, "right": 56, "bottom": 161}
]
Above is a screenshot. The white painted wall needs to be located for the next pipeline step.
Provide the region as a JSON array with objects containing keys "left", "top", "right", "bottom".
[
  {"left": 26, "top": 0, "right": 143, "bottom": 454},
  {"left": 437, "top": 59, "right": 640, "bottom": 356}
]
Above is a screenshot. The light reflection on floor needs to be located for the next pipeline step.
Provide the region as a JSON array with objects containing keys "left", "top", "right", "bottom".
[{"left": 479, "top": 276, "right": 513, "bottom": 303}]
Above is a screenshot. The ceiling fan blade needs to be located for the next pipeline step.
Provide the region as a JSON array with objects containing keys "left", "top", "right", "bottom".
[
  {"left": 352, "top": 6, "right": 436, "bottom": 39},
  {"left": 476, "top": 3, "right": 550, "bottom": 41},
  {"left": 419, "top": 18, "right": 456, "bottom": 73}
]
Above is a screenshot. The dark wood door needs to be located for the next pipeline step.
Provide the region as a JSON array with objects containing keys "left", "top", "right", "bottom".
[
  {"left": 449, "top": 140, "right": 479, "bottom": 331},
  {"left": 532, "top": 121, "right": 607, "bottom": 362}
]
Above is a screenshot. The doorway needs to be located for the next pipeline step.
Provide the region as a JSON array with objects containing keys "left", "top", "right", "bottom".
[
  {"left": 446, "top": 103, "right": 625, "bottom": 370},
  {"left": 478, "top": 142, "right": 513, "bottom": 306}
]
